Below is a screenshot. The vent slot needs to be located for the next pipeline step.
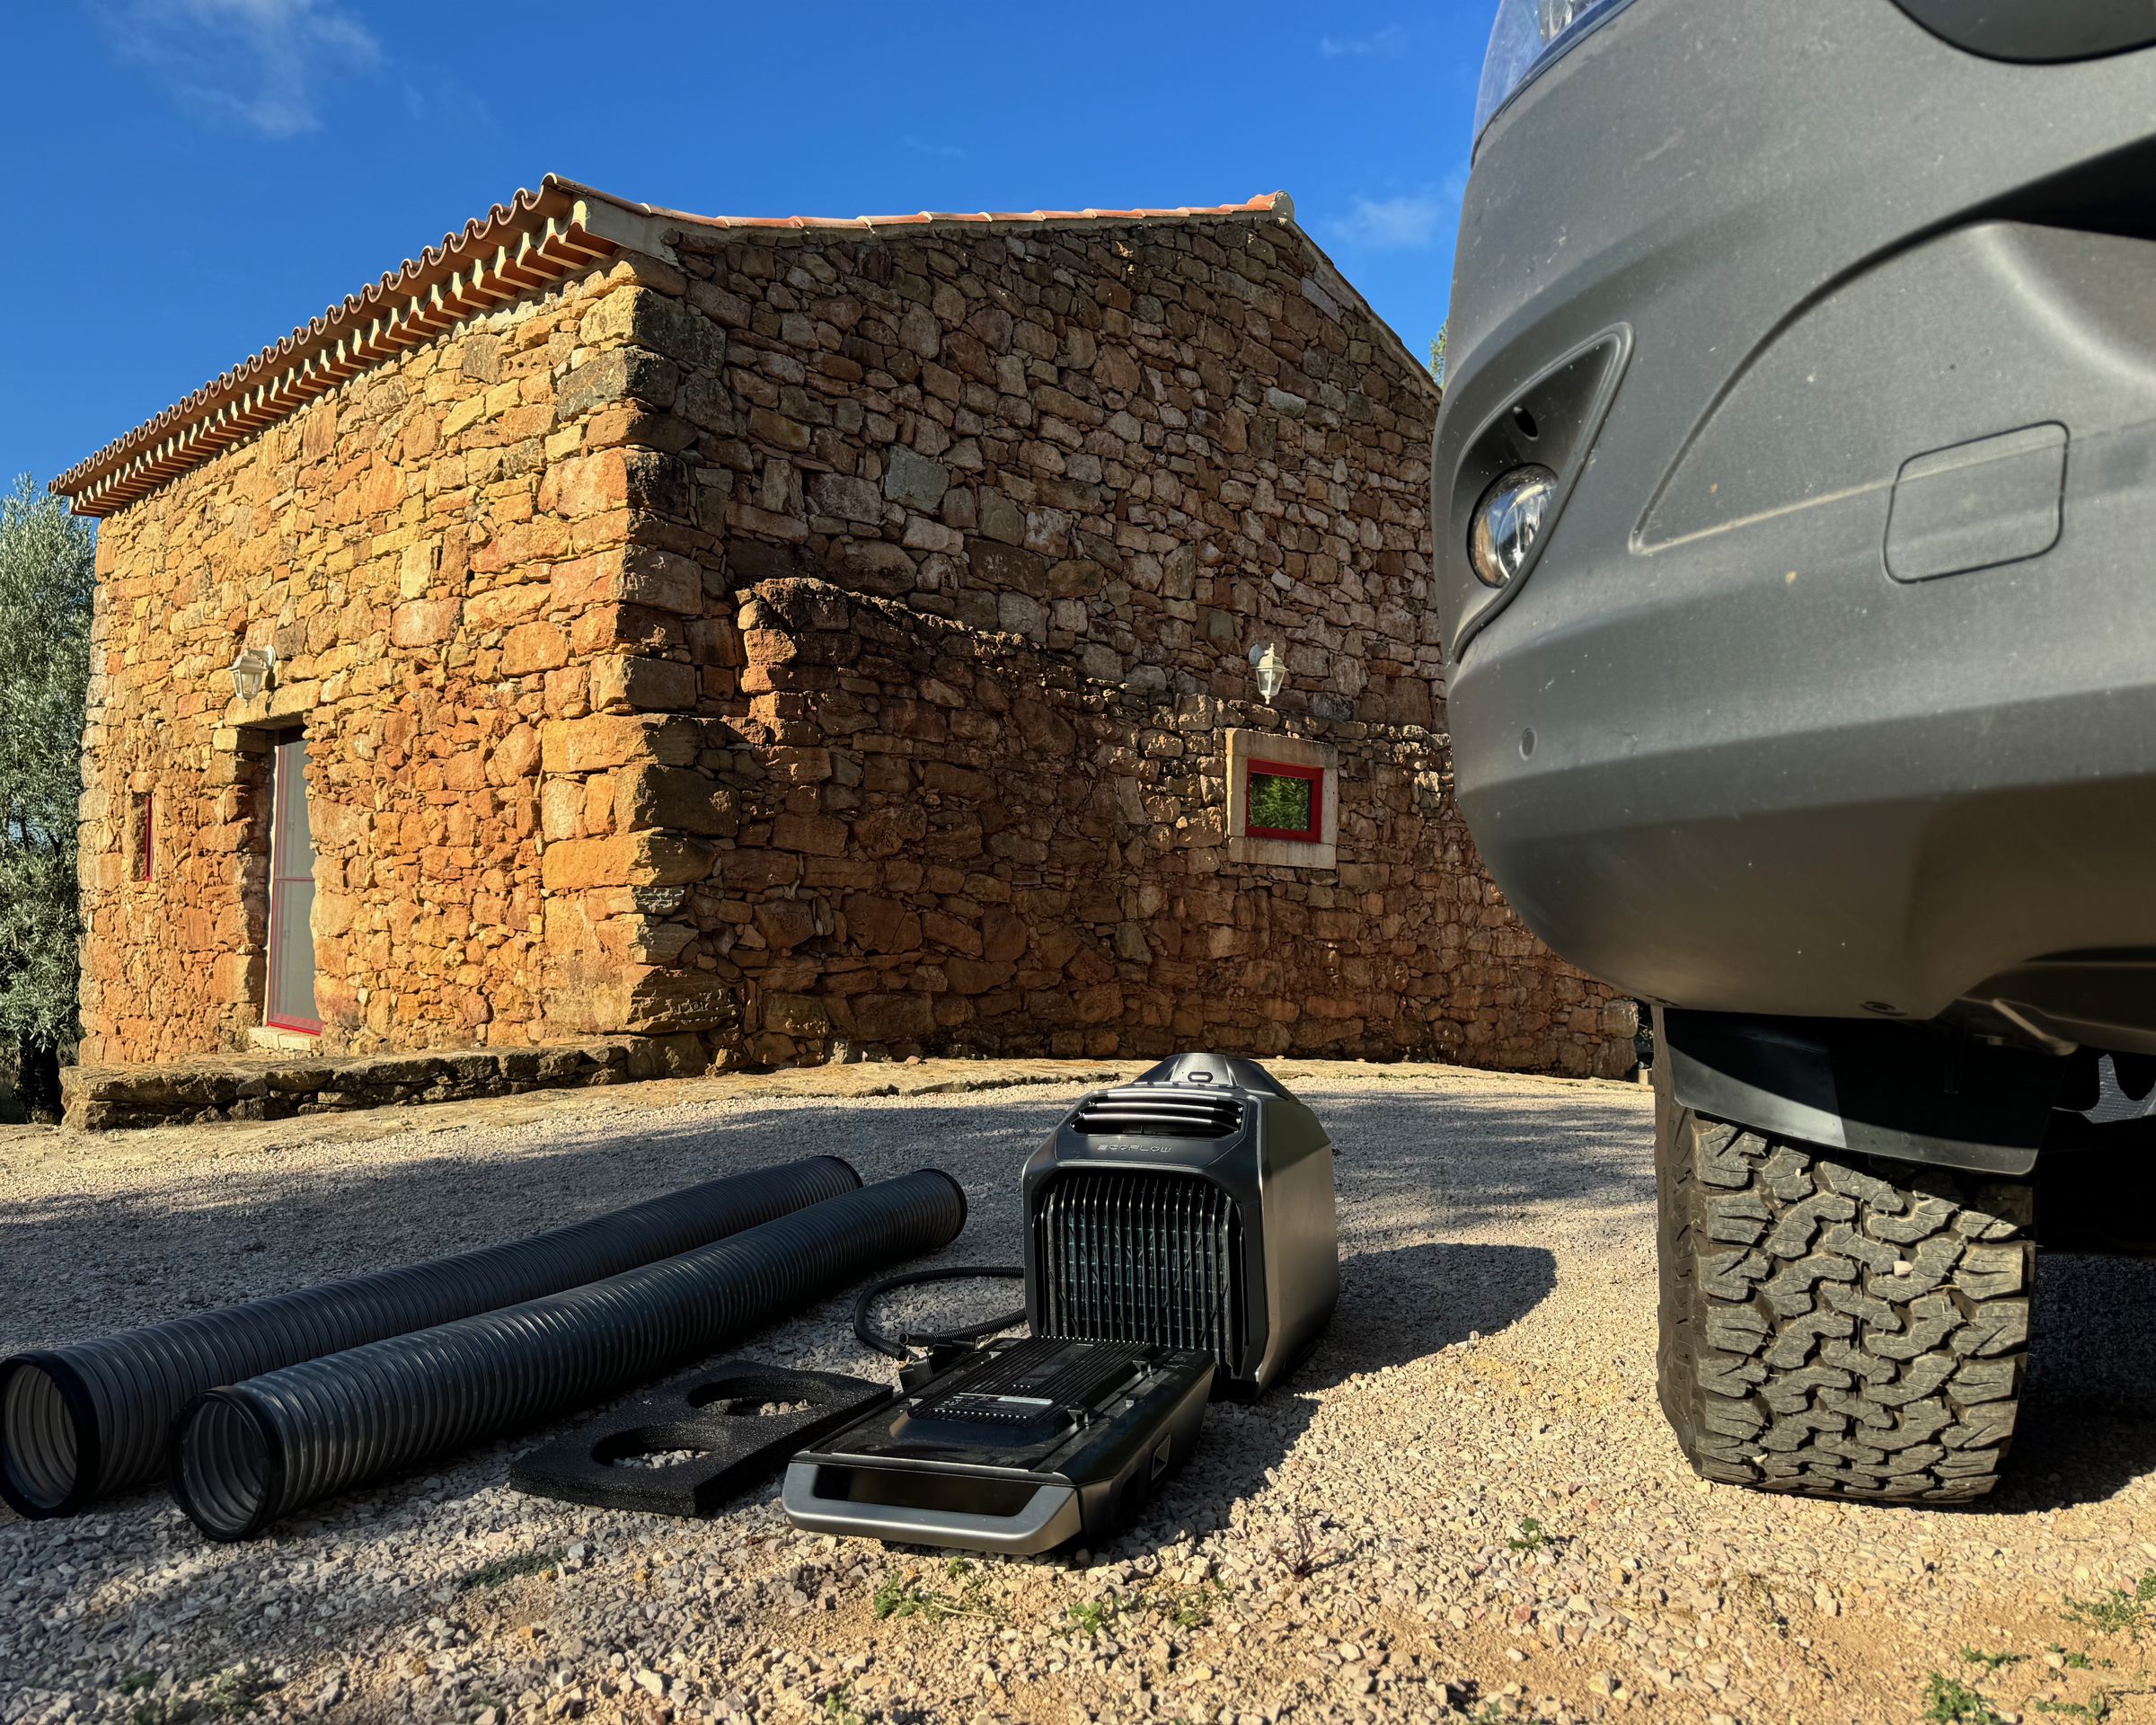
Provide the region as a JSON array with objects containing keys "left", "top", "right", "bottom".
[
  {"left": 1069, "top": 1088, "right": 1244, "bottom": 1140},
  {"left": 1032, "top": 1170, "right": 1245, "bottom": 1369}
]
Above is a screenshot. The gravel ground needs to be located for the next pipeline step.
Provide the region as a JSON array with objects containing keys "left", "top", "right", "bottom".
[{"left": 6, "top": 1060, "right": 2156, "bottom": 1725}]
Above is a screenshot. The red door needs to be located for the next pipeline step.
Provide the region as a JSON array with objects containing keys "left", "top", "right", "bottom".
[{"left": 266, "top": 733, "right": 320, "bottom": 1033}]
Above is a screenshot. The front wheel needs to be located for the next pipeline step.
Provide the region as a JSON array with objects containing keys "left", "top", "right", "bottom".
[{"left": 1654, "top": 1080, "right": 2034, "bottom": 1502}]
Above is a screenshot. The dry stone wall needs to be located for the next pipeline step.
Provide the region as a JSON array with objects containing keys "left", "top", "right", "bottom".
[
  {"left": 75, "top": 206, "right": 1633, "bottom": 1083},
  {"left": 76, "top": 255, "right": 711, "bottom": 1065},
  {"left": 553, "top": 214, "right": 1634, "bottom": 1076}
]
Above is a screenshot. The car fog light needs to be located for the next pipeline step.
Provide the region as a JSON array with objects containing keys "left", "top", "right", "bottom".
[{"left": 1468, "top": 464, "right": 1559, "bottom": 588}]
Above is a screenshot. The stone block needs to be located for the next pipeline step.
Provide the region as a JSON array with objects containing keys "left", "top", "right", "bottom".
[
  {"left": 501, "top": 622, "right": 570, "bottom": 676},
  {"left": 541, "top": 832, "right": 714, "bottom": 890},
  {"left": 615, "top": 764, "right": 738, "bottom": 837},
  {"left": 978, "top": 489, "right": 1028, "bottom": 546},
  {"left": 968, "top": 539, "right": 1049, "bottom": 597},
  {"left": 885, "top": 447, "right": 950, "bottom": 512},
  {"left": 811, "top": 472, "right": 883, "bottom": 525},
  {"left": 542, "top": 713, "right": 700, "bottom": 773},
  {"left": 846, "top": 992, "right": 935, "bottom": 1041},
  {"left": 844, "top": 894, "right": 922, "bottom": 954},
  {"left": 764, "top": 994, "right": 832, "bottom": 1037},
  {"left": 772, "top": 812, "right": 849, "bottom": 856},
  {"left": 391, "top": 597, "right": 462, "bottom": 648}
]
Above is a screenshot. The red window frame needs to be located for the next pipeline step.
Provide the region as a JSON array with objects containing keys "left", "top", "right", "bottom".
[
  {"left": 132, "top": 792, "right": 155, "bottom": 882},
  {"left": 1244, "top": 758, "right": 1325, "bottom": 843}
]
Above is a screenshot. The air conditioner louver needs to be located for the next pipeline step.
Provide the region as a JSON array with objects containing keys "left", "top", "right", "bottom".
[
  {"left": 1069, "top": 1088, "right": 1243, "bottom": 1139},
  {"left": 1031, "top": 1169, "right": 1247, "bottom": 1368}
]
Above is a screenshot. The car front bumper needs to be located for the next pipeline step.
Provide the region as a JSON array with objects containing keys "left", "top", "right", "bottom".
[{"left": 1437, "top": 0, "right": 2156, "bottom": 1048}]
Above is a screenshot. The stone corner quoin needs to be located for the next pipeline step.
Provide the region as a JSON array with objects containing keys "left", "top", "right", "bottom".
[{"left": 65, "top": 187, "right": 1636, "bottom": 1083}]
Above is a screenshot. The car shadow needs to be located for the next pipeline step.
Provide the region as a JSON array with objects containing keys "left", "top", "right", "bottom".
[
  {"left": 1118, "top": 1242, "right": 1560, "bottom": 1552},
  {"left": 1985, "top": 1251, "right": 2156, "bottom": 1514}
]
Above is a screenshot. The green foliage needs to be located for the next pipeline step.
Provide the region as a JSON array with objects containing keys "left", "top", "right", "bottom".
[
  {"left": 1962, "top": 1650, "right": 2028, "bottom": 1675},
  {"left": 1247, "top": 772, "right": 1312, "bottom": 834},
  {"left": 2064, "top": 1572, "right": 2156, "bottom": 1641},
  {"left": 1062, "top": 1577, "right": 1226, "bottom": 1639},
  {"left": 1431, "top": 323, "right": 1449, "bottom": 387},
  {"left": 455, "top": 1546, "right": 564, "bottom": 1592},
  {"left": 1065, "top": 1598, "right": 1117, "bottom": 1638},
  {"left": 871, "top": 1560, "right": 1000, "bottom": 1626},
  {"left": 1922, "top": 1671, "right": 2006, "bottom": 1724},
  {"left": 1507, "top": 1517, "right": 1548, "bottom": 1553},
  {"left": 0, "top": 474, "right": 96, "bottom": 1053},
  {"left": 2034, "top": 1697, "right": 2115, "bottom": 1721},
  {"left": 820, "top": 1685, "right": 867, "bottom": 1725}
]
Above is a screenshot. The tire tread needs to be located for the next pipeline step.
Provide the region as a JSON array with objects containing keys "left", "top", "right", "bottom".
[{"left": 1656, "top": 1092, "right": 2031, "bottom": 1502}]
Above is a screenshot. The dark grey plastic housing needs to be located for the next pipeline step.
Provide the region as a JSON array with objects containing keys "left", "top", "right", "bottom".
[
  {"left": 1021, "top": 1052, "right": 1337, "bottom": 1396},
  {"left": 1435, "top": 0, "right": 2156, "bottom": 1062},
  {"left": 1891, "top": 0, "right": 2156, "bottom": 62}
]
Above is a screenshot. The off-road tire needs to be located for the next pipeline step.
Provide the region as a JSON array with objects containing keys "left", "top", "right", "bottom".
[{"left": 1655, "top": 1080, "right": 2034, "bottom": 1502}]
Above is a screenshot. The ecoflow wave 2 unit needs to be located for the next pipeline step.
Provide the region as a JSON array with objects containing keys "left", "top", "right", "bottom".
[
  {"left": 783, "top": 1054, "right": 1339, "bottom": 1552},
  {"left": 1024, "top": 1050, "right": 1338, "bottom": 1395}
]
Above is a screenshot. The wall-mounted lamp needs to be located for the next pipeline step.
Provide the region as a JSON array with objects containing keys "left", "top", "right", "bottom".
[
  {"left": 1250, "top": 641, "right": 1287, "bottom": 707},
  {"left": 230, "top": 645, "right": 276, "bottom": 703}
]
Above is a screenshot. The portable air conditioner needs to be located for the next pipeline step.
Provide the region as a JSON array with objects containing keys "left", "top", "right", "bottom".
[{"left": 1021, "top": 1051, "right": 1338, "bottom": 1395}]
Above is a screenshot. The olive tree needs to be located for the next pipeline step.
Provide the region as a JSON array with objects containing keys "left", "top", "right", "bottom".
[{"left": 0, "top": 475, "right": 96, "bottom": 1118}]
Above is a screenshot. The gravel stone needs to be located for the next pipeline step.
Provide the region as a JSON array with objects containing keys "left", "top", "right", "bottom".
[{"left": 4, "top": 1061, "right": 2156, "bottom": 1724}]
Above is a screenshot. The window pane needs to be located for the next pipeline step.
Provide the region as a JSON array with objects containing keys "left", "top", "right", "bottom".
[
  {"left": 270, "top": 735, "right": 319, "bottom": 1026},
  {"left": 1249, "top": 771, "right": 1313, "bottom": 833}
]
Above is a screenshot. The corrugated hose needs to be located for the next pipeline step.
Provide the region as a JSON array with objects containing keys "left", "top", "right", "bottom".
[
  {"left": 0, "top": 1154, "right": 862, "bottom": 1517},
  {"left": 169, "top": 1169, "right": 967, "bottom": 1539}
]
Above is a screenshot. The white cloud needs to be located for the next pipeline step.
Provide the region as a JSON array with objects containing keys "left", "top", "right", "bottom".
[
  {"left": 106, "top": 0, "right": 383, "bottom": 138},
  {"left": 1320, "top": 24, "right": 1409, "bottom": 58},
  {"left": 1321, "top": 170, "right": 1468, "bottom": 252},
  {"left": 1326, "top": 193, "right": 1445, "bottom": 251},
  {"left": 900, "top": 135, "right": 967, "bottom": 161}
]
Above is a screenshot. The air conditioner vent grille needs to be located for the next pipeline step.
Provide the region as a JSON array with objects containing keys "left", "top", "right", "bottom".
[
  {"left": 1031, "top": 1169, "right": 1245, "bottom": 1369},
  {"left": 1068, "top": 1088, "right": 1243, "bottom": 1139}
]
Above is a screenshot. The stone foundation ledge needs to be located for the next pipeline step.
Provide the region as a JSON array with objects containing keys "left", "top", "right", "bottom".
[{"left": 60, "top": 1036, "right": 694, "bottom": 1132}]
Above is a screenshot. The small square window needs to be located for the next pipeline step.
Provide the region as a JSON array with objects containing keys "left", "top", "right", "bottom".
[
  {"left": 131, "top": 792, "right": 155, "bottom": 882},
  {"left": 1245, "top": 759, "right": 1323, "bottom": 843}
]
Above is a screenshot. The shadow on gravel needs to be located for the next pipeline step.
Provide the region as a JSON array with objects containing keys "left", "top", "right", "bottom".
[
  {"left": 0, "top": 1075, "right": 1630, "bottom": 1669},
  {"left": 1140, "top": 1243, "right": 1560, "bottom": 1546},
  {"left": 1988, "top": 1252, "right": 2156, "bottom": 1514},
  {"left": 0, "top": 1082, "right": 1649, "bottom": 1352}
]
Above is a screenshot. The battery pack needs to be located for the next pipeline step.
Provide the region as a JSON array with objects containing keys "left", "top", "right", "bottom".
[{"left": 782, "top": 1337, "right": 1215, "bottom": 1554}]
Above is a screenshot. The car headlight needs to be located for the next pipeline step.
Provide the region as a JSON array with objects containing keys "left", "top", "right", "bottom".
[
  {"left": 1472, "top": 0, "right": 1634, "bottom": 144},
  {"left": 1468, "top": 465, "right": 1560, "bottom": 589}
]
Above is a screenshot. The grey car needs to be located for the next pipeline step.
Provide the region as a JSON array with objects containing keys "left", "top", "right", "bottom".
[{"left": 1436, "top": 0, "right": 2156, "bottom": 1500}]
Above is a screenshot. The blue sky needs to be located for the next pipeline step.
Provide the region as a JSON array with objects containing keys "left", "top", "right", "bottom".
[{"left": 1, "top": 1, "right": 1489, "bottom": 496}]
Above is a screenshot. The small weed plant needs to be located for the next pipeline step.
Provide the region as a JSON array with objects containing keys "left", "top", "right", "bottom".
[
  {"left": 820, "top": 1685, "right": 866, "bottom": 1725},
  {"left": 1923, "top": 1671, "right": 2007, "bottom": 1725},
  {"left": 456, "top": 1547, "right": 565, "bottom": 1593},
  {"left": 872, "top": 1558, "right": 1000, "bottom": 1626},
  {"left": 1961, "top": 1649, "right": 2028, "bottom": 1675},
  {"left": 1062, "top": 1576, "right": 1228, "bottom": 1639},
  {"left": 2034, "top": 1698, "right": 2116, "bottom": 1722},
  {"left": 2065, "top": 1573, "right": 2156, "bottom": 1641}
]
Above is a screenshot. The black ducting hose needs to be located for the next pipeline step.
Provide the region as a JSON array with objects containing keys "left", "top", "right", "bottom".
[
  {"left": 170, "top": 1170, "right": 968, "bottom": 1540},
  {"left": 853, "top": 1266, "right": 1027, "bottom": 1359},
  {"left": 0, "top": 1155, "right": 861, "bottom": 1518}
]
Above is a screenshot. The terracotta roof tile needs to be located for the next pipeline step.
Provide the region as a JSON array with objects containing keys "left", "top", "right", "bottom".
[{"left": 52, "top": 180, "right": 1315, "bottom": 517}]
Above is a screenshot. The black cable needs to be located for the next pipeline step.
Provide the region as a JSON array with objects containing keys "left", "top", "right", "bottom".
[{"left": 853, "top": 1266, "right": 1027, "bottom": 1359}]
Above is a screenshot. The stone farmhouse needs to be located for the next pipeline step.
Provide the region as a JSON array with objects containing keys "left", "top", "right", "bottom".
[{"left": 52, "top": 175, "right": 1632, "bottom": 1108}]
